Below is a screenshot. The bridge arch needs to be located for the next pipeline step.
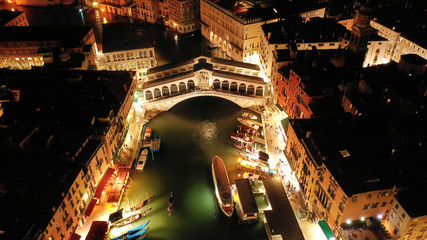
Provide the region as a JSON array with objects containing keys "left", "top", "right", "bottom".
[
  {"left": 154, "top": 88, "right": 161, "bottom": 98},
  {"left": 145, "top": 90, "right": 153, "bottom": 100},
  {"left": 256, "top": 86, "right": 263, "bottom": 96},
  {"left": 247, "top": 85, "right": 255, "bottom": 95},
  {"left": 179, "top": 82, "right": 186, "bottom": 92},
  {"left": 230, "top": 82, "right": 238, "bottom": 92},
  {"left": 171, "top": 84, "right": 178, "bottom": 94},
  {"left": 143, "top": 90, "right": 265, "bottom": 112},
  {"left": 238, "top": 83, "right": 246, "bottom": 93},
  {"left": 213, "top": 79, "right": 220, "bottom": 89},
  {"left": 222, "top": 80, "right": 229, "bottom": 90},
  {"left": 162, "top": 86, "right": 170, "bottom": 96},
  {"left": 187, "top": 80, "right": 195, "bottom": 90}
]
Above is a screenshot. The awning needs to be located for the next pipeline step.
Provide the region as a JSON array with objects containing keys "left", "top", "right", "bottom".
[
  {"left": 69, "top": 233, "right": 81, "bottom": 240},
  {"left": 84, "top": 198, "right": 97, "bottom": 216},
  {"left": 275, "top": 103, "right": 284, "bottom": 111},
  {"left": 281, "top": 117, "right": 290, "bottom": 134},
  {"left": 94, "top": 168, "right": 115, "bottom": 199},
  {"left": 319, "top": 220, "right": 335, "bottom": 240}
]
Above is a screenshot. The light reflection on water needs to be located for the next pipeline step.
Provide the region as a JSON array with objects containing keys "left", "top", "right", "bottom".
[{"left": 200, "top": 121, "right": 217, "bottom": 142}]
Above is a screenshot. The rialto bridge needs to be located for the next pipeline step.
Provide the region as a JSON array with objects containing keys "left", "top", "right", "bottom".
[{"left": 140, "top": 56, "right": 266, "bottom": 112}]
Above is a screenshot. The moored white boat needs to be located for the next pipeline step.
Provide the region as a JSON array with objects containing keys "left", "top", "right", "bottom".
[{"left": 212, "top": 156, "right": 234, "bottom": 217}]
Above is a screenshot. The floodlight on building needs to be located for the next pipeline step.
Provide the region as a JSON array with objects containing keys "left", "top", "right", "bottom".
[
  {"left": 377, "top": 214, "right": 382, "bottom": 219},
  {"left": 83, "top": 192, "right": 89, "bottom": 201},
  {"left": 361, "top": 217, "right": 365, "bottom": 221},
  {"left": 346, "top": 219, "right": 351, "bottom": 224}
]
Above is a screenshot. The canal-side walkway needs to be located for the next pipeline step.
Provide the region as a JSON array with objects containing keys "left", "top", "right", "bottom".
[{"left": 260, "top": 100, "right": 328, "bottom": 240}]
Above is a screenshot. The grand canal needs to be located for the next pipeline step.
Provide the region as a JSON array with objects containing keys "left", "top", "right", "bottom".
[{"left": 117, "top": 97, "right": 268, "bottom": 240}]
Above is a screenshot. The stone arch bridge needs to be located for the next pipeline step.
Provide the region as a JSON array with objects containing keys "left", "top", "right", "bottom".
[{"left": 141, "top": 56, "right": 266, "bottom": 112}]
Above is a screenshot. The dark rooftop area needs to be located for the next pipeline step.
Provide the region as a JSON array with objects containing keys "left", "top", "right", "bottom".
[
  {"left": 0, "top": 70, "right": 134, "bottom": 239},
  {"left": 102, "top": 23, "right": 154, "bottom": 53},
  {"left": 207, "top": 0, "right": 279, "bottom": 22},
  {"left": 0, "top": 26, "right": 92, "bottom": 42},
  {"left": 0, "top": 9, "right": 23, "bottom": 26},
  {"left": 289, "top": 117, "right": 400, "bottom": 196}
]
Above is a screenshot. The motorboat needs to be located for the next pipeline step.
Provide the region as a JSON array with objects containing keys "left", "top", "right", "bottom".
[
  {"left": 212, "top": 156, "right": 234, "bottom": 217},
  {"left": 237, "top": 125, "right": 259, "bottom": 136},
  {"left": 230, "top": 132, "right": 254, "bottom": 144},
  {"left": 237, "top": 118, "right": 260, "bottom": 130},
  {"left": 130, "top": 194, "right": 156, "bottom": 212},
  {"left": 143, "top": 127, "right": 152, "bottom": 142},
  {"left": 136, "top": 149, "right": 148, "bottom": 171}
]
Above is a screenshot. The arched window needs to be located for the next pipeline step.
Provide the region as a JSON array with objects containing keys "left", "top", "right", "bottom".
[
  {"left": 162, "top": 86, "right": 170, "bottom": 96},
  {"left": 238, "top": 83, "right": 246, "bottom": 93},
  {"left": 230, "top": 82, "right": 238, "bottom": 92},
  {"left": 154, "top": 88, "right": 161, "bottom": 98},
  {"left": 213, "top": 79, "right": 220, "bottom": 89},
  {"left": 247, "top": 85, "right": 255, "bottom": 95},
  {"left": 179, "top": 82, "right": 186, "bottom": 92},
  {"left": 170, "top": 84, "right": 178, "bottom": 94},
  {"left": 145, "top": 90, "right": 153, "bottom": 100},
  {"left": 222, "top": 80, "right": 229, "bottom": 90},
  {"left": 188, "top": 80, "right": 195, "bottom": 90},
  {"left": 256, "top": 86, "right": 263, "bottom": 96}
]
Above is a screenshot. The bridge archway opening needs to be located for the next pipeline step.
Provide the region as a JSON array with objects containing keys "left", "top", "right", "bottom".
[
  {"left": 248, "top": 85, "right": 255, "bottom": 95},
  {"left": 145, "top": 90, "right": 153, "bottom": 100},
  {"left": 162, "top": 86, "right": 170, "bottom": 96},
  {"left": 230, "top": 82, "right": 238, "bottom": 92},
  {"left": 222, "top": 80, "right": 229, "bottom": 90},
  {"left": 256, "top": 86, "right": 263, "bottom": 96},
  {"left": 239, "top": 83, "right": 246, "bottom": 94},
  {"left": 188, "top": 80, "right": 195, "bottom": 90},
  {"left": 213, "top": 79, "right": 220, "bottom": 89},
  {"left": 171, "top": 84, "right": 178, "bottom": 94},
  {"left": 179, "top": 82, "right": 186, "bottom": 92},
  {"left": 154, "top": 88, "right": 161, "bottom": 98}
]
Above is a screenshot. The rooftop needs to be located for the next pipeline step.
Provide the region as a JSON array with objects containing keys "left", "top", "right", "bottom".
[
  {"left": 0, "top": 9, "right": 23, "bottom": 26},
  {"left": 262, "top": 18, "right": 347, "bottom": 45},
  {"left": 205, "top": 0, "right": 279, "bottom": 23},
  {"left": 289, "top": 117, "right": 399, "bottom": 196},
  {"left": 102, "top": 23, "right": 154, "bottom": 53},
  {"left": 0, "top": 70, "right": 134, "bottom": 239},
  {"left": 0, "top": 26, "right": 92, "bottom": 42}
]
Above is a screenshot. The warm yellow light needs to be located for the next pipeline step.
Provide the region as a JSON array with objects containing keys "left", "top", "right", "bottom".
[
  {"left": 237, "top": 158, "right": 242, "bottom": 162},
  {"left": 346, "top": 219, "right": 351, "bottom": 224},
  {"left": 8, "top": 0, "right": 12, "bottom": 3},
  {"left": 83, "top": 192, "right": 89, "bottom": 201},
  {"left": 361, "top": 217, "right": 365, "bottom": 221},
  {"left": 101, "top": 8, "right": 105, "bottom": 12},
  {"left": 103, "top": 17, "right": 107, "bottom": 24},
  {"left": 11, "top": 8, "right": 15, "bottom": 11},
  {"left": 92, "top": 2, "right": 98, "bottom": 7}
]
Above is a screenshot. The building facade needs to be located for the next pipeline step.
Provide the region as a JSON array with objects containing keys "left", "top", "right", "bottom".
[
  {"left": 101, "top": 23, "right": 157, "bottom": 82},
  {"left": 167, "top": 0, "right": 199, "bottom": 33},
  {"left": 200, "top": 0, "right": 279, "bottom": 64}
]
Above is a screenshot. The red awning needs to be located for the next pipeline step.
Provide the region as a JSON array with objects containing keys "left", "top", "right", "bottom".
[
  {"left": 85, "top": 221, "right": 109, "bottom": 240},
  {"left": 70, "top": 233, "right": 81, "bottom": 240},
  {"left": 94, "top": 168, "right": 115, "bottom": 199},
  {"left": 107, "top": 168, "right": 129, "bottom": 203},
  {"left": 84, "top": 198, "right": 97, "bottom": 216}
]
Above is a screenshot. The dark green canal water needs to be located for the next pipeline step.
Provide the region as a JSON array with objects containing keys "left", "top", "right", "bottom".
[{"left": 120, "top": 97, "right": 268, "bottom": 240}]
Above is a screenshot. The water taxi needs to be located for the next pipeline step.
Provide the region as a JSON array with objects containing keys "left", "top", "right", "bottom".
[{"left": 212, "top": 156, "right": 234, "bottom": 217}]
